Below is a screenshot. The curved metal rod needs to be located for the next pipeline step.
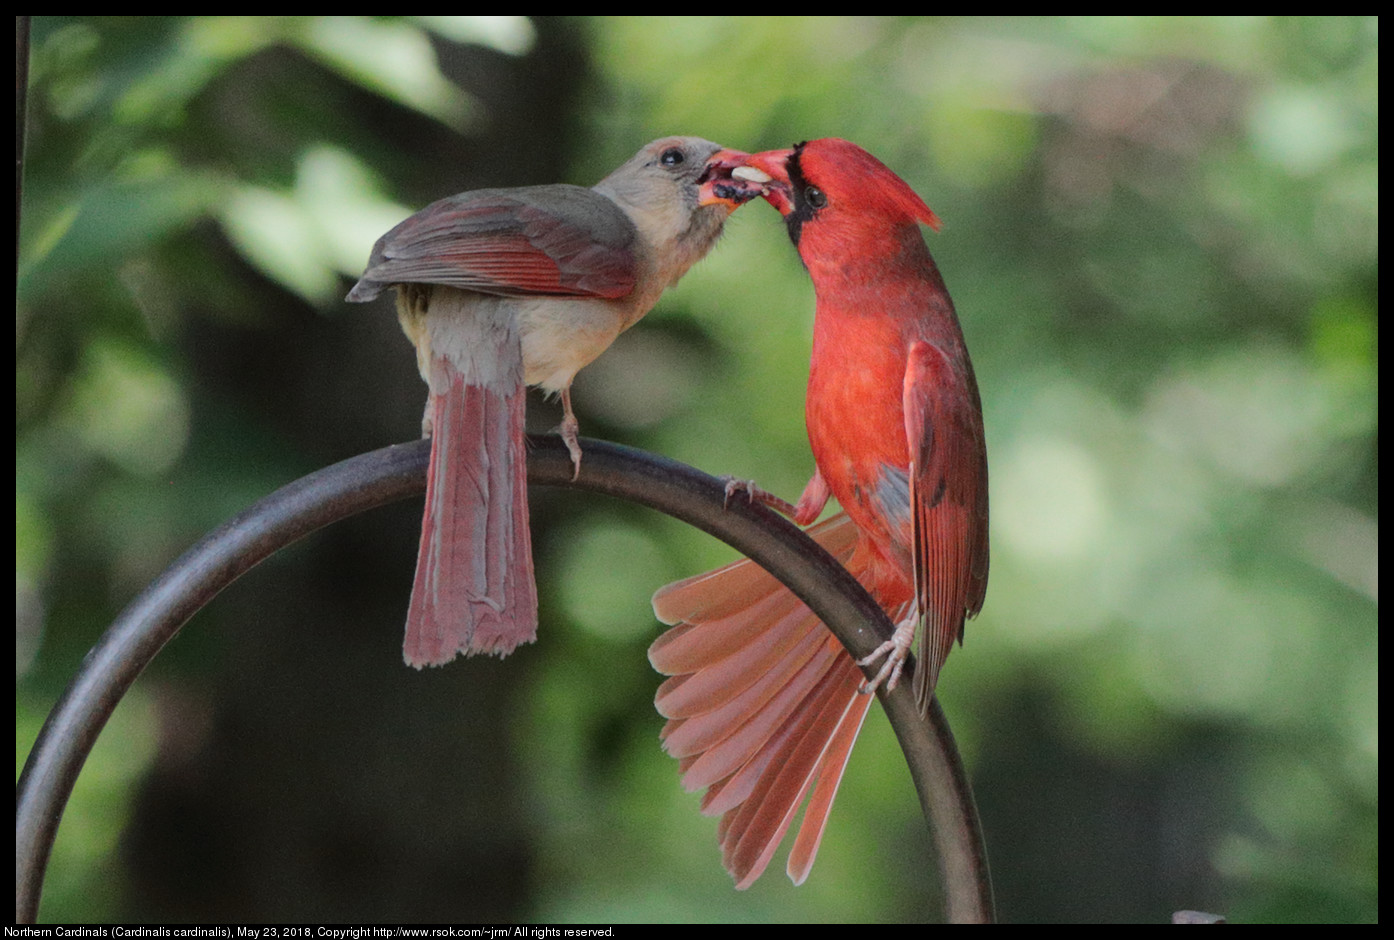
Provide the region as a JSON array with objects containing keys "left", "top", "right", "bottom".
[{"left": 15, "top": 436, "right": 993, "bottom": 923}]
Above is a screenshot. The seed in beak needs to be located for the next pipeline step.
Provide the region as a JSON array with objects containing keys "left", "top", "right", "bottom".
[{"left": 732, "top": 166, "right": 772, "bottom": 183}]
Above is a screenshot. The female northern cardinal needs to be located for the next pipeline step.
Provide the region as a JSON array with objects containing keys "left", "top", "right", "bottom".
[
  {"left": 348, "top": 138, "right": 758, "bottom": 668},
  {"left": 649, "top": 138, "right": 988, "bottom": 887}
]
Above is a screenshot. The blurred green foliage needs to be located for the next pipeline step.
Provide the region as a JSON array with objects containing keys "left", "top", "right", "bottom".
[{"left": 17, "top": 16, "right": 1376, "bottom": 924}]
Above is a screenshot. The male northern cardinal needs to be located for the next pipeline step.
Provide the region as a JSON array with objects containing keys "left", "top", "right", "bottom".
[
  {"left": 348, "top": 137, "right": 758, "bottom": 668},
  {"left": 649, "top": 138, "right": 988, "bottom": 887}
]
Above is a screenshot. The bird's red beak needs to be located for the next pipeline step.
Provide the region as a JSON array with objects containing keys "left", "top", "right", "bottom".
[
  {"left": 697, "top": 148, "right": 766, "bottom": 210},
  {"left": 729, "top": 148, "right": 796, "bottom": 216}
]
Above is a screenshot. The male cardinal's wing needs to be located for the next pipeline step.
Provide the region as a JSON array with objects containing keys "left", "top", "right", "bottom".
[
  {"left": 347, "top": 184, "right": 638, "bottom": 302},
  {"left": 902, "top": 340, "right": 989, "bottom": 712}
]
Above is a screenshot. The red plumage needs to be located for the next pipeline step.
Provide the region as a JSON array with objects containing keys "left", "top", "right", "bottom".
[{"left": 651, "top": 138, "right": 989, "bottom": 886}]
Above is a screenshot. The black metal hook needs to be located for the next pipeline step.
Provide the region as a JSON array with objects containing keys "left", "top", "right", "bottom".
[{"left": 15, "top": 435, "right": 993, "bottom": 923}]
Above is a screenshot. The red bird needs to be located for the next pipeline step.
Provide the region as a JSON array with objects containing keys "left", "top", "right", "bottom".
[
  {"left": 649, "top": 138, "right": 989, "bottom": 887},
  {"left": 348, "top": 138, "right": 757, "bottom": 668}
]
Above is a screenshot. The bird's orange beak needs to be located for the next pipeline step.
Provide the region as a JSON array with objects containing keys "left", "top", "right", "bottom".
[{"left": 697, "top": 148, "right": 766, "bottom": 209}]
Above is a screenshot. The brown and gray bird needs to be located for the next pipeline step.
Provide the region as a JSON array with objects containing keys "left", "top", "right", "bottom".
[{"left": 348, "top": 137, "right": 762, "bottom": 667}]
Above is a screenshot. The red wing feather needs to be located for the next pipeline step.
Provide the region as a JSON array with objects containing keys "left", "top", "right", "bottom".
[
  {"left": 902, "top": 339, "right": 989, "bottom": 711},
  {"left": 348, "top": 184, "right": 638, "bottom": 301}
]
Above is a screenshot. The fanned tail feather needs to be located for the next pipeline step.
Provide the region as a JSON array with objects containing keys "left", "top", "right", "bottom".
[{"left": 649, "top": 514, "right": 877, "bottom": 888}]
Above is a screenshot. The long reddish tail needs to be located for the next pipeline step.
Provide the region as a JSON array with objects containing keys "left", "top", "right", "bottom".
[
  {"left": 649, "top": 514, "right": 876, "bottom": 888},
  {"left": 404, "top": 353, "right": 537, "bottom": 667}
]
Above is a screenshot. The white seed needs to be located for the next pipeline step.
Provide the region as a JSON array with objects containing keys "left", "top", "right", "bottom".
[{"left": 732, "top": 166, "right": 772, "bottom": 183}]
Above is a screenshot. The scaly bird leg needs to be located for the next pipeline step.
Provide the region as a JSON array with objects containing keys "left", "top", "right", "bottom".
[
  {"left": 857, "top": 611, "right": 917, "bottom": 696},
  {"left": 560, "top": 387, "right": 582, "bottom": 480}
]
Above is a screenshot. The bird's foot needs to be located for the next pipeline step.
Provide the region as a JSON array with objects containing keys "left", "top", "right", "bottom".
[
  {"left": 559, "top": 388, "right": 582, "bottom": 480},
  {"left": 560, "top": 415, "right": 582, "bottom": 480},
  {"left": 721, "top": 477, "right": 799, "bottom": 519},
  {"left": 857, "top": 615, "right": 916, "bottom": 696}
]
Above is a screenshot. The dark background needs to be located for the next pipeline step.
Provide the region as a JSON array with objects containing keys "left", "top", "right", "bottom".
[{"left": 17, "top": 16, "right": 1377, "bottom": 923}]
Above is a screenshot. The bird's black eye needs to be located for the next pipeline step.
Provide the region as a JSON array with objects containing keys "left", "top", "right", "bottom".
[
  {"left": 805, "top": 186, "right": 827, "bottom": 209},
  {"left": 660, "top": 148, "right": 685, "bottom": 167}
]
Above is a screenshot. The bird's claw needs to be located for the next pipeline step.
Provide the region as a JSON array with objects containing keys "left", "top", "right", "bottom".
[
  {"left": 560, "top": 413, "right": 582, "bottom": 481},
  {"left": 558, "top": 387, "right": 582, "bottom": 481},
  {"left": 856, "top": 619, "right": 915, "bottom": 696},
  {"left": 722, "top": 477, "right": 758, "bottom": 510},
  {"left": 720, "top": 477, "right": 799, "bottom": 519}
]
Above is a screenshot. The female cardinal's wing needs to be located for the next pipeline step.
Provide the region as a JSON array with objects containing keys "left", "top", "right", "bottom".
[
  {"left": 347, "top": 184, "right": 638, "bottom": 302},
  {"left": 902, "top": 339, "right": 990, "bottom": 712}
]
